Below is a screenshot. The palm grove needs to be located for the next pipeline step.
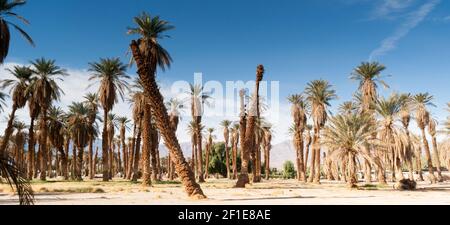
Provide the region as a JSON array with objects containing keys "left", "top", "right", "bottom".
[{"left": 1, "top": 0, "right": 450, "bottom": 205}]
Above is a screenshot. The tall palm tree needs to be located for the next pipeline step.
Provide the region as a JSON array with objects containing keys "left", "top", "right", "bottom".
[
  {"left": 0, "top": 66, "right": 32, "bottom": 155},
  {"left": 30, "top": 58, "right": 67, "bottom": 181},
  {"left": 375, "top": 94, "right": 404, "bottom": 181},
  {"left": 188, "top": 84, "right": 211, "bottom": 183},
  {"left": 88, "top": 57, "right": 129, "bottom": 181},
  {"left": 83, "top": 92, "right": 99, "bottom": 179},
  {"left": 107, "top": 113, "right": 118, "bottom": 178},
  {"left": 287, "top": 94, "right": 308, "bottom": 181},
  {"left": 25, "top": 76, "right": 39, "bottom": 179},
  {"left": 116, "top": 116, "right": 130, "bottom": 177},
  {"left": 47, "top": 106, "right": 68, "bottom": 180},
  {"left": 204, "top": 127, "right": 215, "bottom": 179},
  {"left": 166, "top": 97, "right": 183, "bottom": 180},
  {"left": 398, "top": 93, "right": 416, "bottom": 181},
  {"left": 428, "top": 118, "right": 443, "bottom": 182},
  {"left": 67, "top": 102, "right": 91, "bottom": 180},
  {"left": 305, "top": 79, "right": 337, "bottom": 183},
  {"left": 236, "top": 65, "right": 264, "bottom": 188},
  {"left": 303, "top": 124, "right": 312, "bottom": 171},
  {"left": 350, "top": 61, "right": 389, "bottom": 183},
  {"left": 0, "top": 0, "right": 34, "bottom": 64},
  {"left": 220, "top": 120, "right": 232, "bottom": 179},
  {"left": 322, "top": 113, "right": 380, "bottom": 188},
  {"left": 128, "top": 12, "right": 205, "bottom": 198},
  {"left": 12, "top": 119, "right": 27, "bottom": 170},
  {"left": 411, "top": 93, "right": 436, "bottom": 183}
]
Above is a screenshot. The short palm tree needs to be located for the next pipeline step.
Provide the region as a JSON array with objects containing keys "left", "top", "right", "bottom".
[
  {"left": 322, "top": 113, "right": 380, "bottom": 188},
  {"left": 411, "top": 93, "right": 436, "bottom": 183},
  {"left": 88, "top": 57, "right": 129, "bottom": 181},
  {"left": 0, "top": 66, "right": 32, "bottom": 155},
  {"left": 338, "top": 101, "right": 358, "bottom": 115},
  {"left": 0, "top": 0, "right": 34, "bottom": 64},
  {"left": 220, "top": 119, "right": 232, "bottom": 179},
  {"left": 305, "top": 79, "right": 337, "bottom": 183},
  {"left": 30, "top": 58, "right": 67, "bottom": 180},
  {"left": 128, "top": 12, "right": 205, "bottom": 198}
]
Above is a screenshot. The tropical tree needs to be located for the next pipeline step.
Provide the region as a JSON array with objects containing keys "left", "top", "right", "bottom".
[
  {"left": 47, "top": 106, "right": 68, "bottom": 180},
  {"left": 67, "top": 102, "right": 91, "bottom": 180},
  {"left": 262, "top": 125, "right": 272, "bottom": 180},
  {"left": 0, "top": 66, "right": 32, "bottom": 156},
  {"left": 398, "top": 93, "right": 416, "bottom": 181},
  {"left": 128, "top": 12, "right": 205, "bottom": 198},
  {"left": 350, "top": 61, "right": 389, "bottom": 183},
  {"left": 305, "top": 79, "right": 337, "bottom": 183},
  {"left": 411, "top": 93, "right": 436, "bottom": 183},
  {"left": 83, "top": 92, "right": 99, "bottom": 179},
  {"left": 166, "top": 97, "right": 183, "bottom": 180},
  {"left": 204, "top": 127, "right": 215, "bottom": 179},
  {"left": 287, "top": 94, "right": 308, "bottom": 181},
  {"left": 220, "top": 120, "right": 232, "bottom": 179},
  {"left": 428, "top": 118, "right": 443, "bottom": 182},
  {"left": 116, "top": 116, "right": 130, "bottom": 177},
  {"left": 236, "top": 65, "right": 264, "bottom": 188},
  {"left": 30, "top": 58, "right": 67, "bottom": 180},
  {"left": 0, "top": 0, "right": 34, "bottom": 64},
  {"left": 88, "top": 57, "right": 129, "bottom": 181},
  {"left": 231, "top": 123, "right": 239, "bottom": 179},
  {"left": 322, "top": 113, "right": 380, "bottom": 188}
]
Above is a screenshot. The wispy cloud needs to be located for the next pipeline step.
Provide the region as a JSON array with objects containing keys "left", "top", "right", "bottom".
[
  {"left": 372, "top": 0, "right": 416, "bottom": 19},
  {"left": 369, "top": 0, "right": 440, "bottom": 60}
]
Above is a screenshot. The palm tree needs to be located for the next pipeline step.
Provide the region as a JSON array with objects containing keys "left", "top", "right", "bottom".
[
  {"left": 303, "top": 125, "right": 312, "bottom": 172},
  {"left": 375, "top": 94, "right": 403, "bottom": 181},
  {"left": 398, "top": 93, "right": 416, "bottom": 181},
  {"left": 231, "top": 123, "right": 240, "bottom": 179},
  {"left": 128, "top": 12, "right": 205, "bottom": 198},
  {"left": 262, "top": 125, "right": 272, "bottom": 180},
  {"left": 428, "top": 118, "right": 443, "bottom": 182},
  {"left": 188, "top": 84, "right": 212, "bottom": 183},
  {"left": 88, "top": 57, "right": 129, "bottom": 181},
  {"left": 305, "top": 79, "right": 337, "bottom": 183},
  {"left": 166, "top": 97, "right": 183, "bottom": 180},
  {"left": 322, "top": 113, "right": 380, "bottom": 188},
  {"left": 67, "top": 102, "right": 91, "bottom": 180},
  {"left": 204, "top": 128, "right": 215, "bottom": 179},
  {"left": 350, "top": 61, "right": 389, "bottom": 183},
  {"left": 338, "top": 101, "right": 358, "bottom": 115},
  {"left": 116, "top": 116, "right": 130, "bottom": 177},
  {"left": 12, "top": 119, "right": 27, "bottom": 171},
  {"left": 83, "top": 92, "right": 99, "bottom": 179},
  {"left": 47, "top": 106, "right": 69, "bottom": 180},
  {"left": 0, "top": 0, "right": 34, "bottom": 64},
  {"left": 287, "top": 94, "right": 308, "bottom": 181},
  {"left": 220, "top": 120, "right": 232, "bottom": 179},
  {"left": 411, "top": 93, "right": 436, "bottom": 183},
  {"left": 0, "top": 66, "right": 32, "bottom": 156},
  {"left": 107, "top": 113, "right": 118, "bottom": 178},
  {"left": 30, "top": 58, "right": 67, "bottom": 181},
  {"left": 236, "top": 65, "right": 264, "bottom": 188}
]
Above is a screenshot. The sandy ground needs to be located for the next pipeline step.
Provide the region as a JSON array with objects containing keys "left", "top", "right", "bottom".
[{"left": 2, "top": 173, "right": 450, "bottom": 205}]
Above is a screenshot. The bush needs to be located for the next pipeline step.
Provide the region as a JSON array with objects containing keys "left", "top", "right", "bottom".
[{"left": 282, "top": 161, "right": 296, "bottom": 179}]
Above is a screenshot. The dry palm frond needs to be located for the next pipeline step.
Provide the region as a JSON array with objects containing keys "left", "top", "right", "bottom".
[{"left": 0, "top": 155, "right": 34, "bottom": 205}]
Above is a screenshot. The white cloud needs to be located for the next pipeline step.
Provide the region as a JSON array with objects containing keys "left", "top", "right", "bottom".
[
  {"left": 373, "top": 0, "right": 416, "bottom": 19},
  {"left": 369, "top": 0, "right": 440, "bottom": 60}
]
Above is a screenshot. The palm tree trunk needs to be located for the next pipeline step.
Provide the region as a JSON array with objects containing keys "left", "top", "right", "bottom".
[
  {"left": 77, "top": 146, "right": 83, "bottom": 181},
  {"left": 225, "top": 140, "right": 230, "bottom": 179},
  {"left": 0, "top": 106, "right": 17, "bottom": 157},
  {"left": 131, "top": 122, "right": 142, "bottom": 182},
  {"left": 232, "top": 139, "right": 238, "bottom": 179},
  {"left": 39, "top": 109, "right": 48, "bottom": 181},
  {"left": 304, "top": 142, "right": 310, "bottom": 175},
  {"left": 348, "top": 153, "right": 357, "bottom": 188},
  {"left": 127, "top": 124, "right": 136, "bottom": 179},
  {"left": 415, "top": 146, "right": 424, "bottom": 181},
  {"left": 88, "top": 137, "right": 94, "bottom": 179},
  {"left": 27, "top": 117, "right": 35, "bottom": 180},
  {"left": 58, "top": 145, "right": 68, "bottom": 180},
  {"left": 264, "top": 143, "right": 270, "bottom": 180},
  {"left": 431, "top": 136, "right": 443, "bottom": 182},
  {"left": 421, "top": 128, "right": 436, "bottom": 183},
  {"left": 196, "top": 131, "right": 205, "bottom": 183},
  {"left": 102, "top": 109, "right": 109, "bottom": 181},
  {"left": 142, "top": 106, "right": 152, "bottom": 186},
  {"left": 313, "top": 129, "right": 321, "bottom": 184},
  {"left": 204, "top": 143, "right": 210, "bottom": 179},
  {"left": 121, "top": 134, "right": 127, "bottom": 178},
  {"left": 130, "top": 40, "right": 205, "bottom": 198}
]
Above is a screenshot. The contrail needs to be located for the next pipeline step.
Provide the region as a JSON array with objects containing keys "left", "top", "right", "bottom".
[{"left": 369, "top": 0, "right": 441, "bottom": 61}]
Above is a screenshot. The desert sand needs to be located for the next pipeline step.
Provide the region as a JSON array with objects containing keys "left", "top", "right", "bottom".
[{"left": 1, "top": 174, "right": 450, "bottom": 205}]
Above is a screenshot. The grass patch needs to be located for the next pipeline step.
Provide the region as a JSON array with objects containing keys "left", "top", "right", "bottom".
[{"left": 154, "top": 180, "right": 181, "bottom": 185}]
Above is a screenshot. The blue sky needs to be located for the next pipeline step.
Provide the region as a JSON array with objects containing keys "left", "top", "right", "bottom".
[{"left": 2, "top": 0, "right": 450, "bottom": 143}]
